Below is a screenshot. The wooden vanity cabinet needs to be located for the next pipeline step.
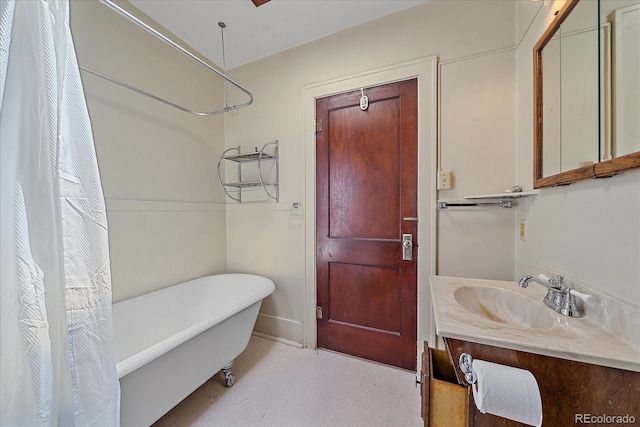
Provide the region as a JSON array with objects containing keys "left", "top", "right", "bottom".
[
  {"left": 421, "top": 342, "right": 470, "bottom": 426},
  {"left": 421, "top": 339, "right": 640, "bottom": 427}
]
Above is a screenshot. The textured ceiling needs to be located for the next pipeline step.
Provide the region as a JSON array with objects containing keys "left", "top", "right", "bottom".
[{"left": 129, "top": 0, "right": 427, "bottom": 70}]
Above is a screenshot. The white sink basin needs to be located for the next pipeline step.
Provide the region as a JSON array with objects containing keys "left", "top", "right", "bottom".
[
  {"left": 430, "top": 275, "right": 640, "bottom": 372},
  {"left": 454, "top": 286, "right": 555, "bottom": 329}
]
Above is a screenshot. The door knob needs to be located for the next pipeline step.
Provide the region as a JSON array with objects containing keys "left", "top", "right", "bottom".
[{"left": 402, "top": 234, "right": 413, "bottom": 261}]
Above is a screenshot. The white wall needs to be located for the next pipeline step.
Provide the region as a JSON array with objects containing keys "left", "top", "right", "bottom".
[
  {"left": 437, "top": 50, "right": 517, "bottom": 280},
  {"left": 225, "top": 1, "right": 519, "bottom": 346},
  {"left": 515, "top": 0, "right": 640, "bottom": 308},
  {"left": 71, "top": 0, "right": 228, "bottom": 302}
]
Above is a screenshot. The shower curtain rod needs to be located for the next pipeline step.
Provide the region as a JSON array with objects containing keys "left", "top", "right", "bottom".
[{"left": 79, "top": 0, "right": 254, "bottom": 116}]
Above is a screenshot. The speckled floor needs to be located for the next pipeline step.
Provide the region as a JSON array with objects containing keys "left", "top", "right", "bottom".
[{"left": 153, "top": 335, "right": 422, "bottom": 427}]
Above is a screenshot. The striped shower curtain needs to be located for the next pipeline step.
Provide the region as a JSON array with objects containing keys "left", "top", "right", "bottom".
[{"left": 0, "top": 0, "right": 120, "bottom": 425}]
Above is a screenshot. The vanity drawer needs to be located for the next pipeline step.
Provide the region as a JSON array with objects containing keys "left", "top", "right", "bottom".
[{"left": 421, "top": 342, "right": 470, "bottom": 427}]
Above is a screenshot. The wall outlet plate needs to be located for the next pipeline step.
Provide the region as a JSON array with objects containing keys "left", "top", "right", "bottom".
[
  {"left": 519, "top": 218, "right": 527, "bottom": 241},
  {"left": 437, "top": 170, "right": 452, "bottom": 190}
]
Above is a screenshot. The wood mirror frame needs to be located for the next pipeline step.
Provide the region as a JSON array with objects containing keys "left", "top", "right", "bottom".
[{"left": 533, "top": 0, "right": 640, "bottom": 188}]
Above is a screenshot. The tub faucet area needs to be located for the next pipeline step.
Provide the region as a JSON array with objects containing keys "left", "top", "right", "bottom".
[{"left": 518, "top": 274, "right": 592, "bottom": 318}]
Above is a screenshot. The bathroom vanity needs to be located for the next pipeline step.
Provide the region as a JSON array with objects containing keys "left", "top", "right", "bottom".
[
  {"left": 422, "top": 339, "right": 639, "bottom": 426},
  {"left": 424, "top": 275, "right": 640, "bottom": 426}
]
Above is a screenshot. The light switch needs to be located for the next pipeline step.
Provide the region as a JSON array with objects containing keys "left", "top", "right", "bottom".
[{"left": 438, "top": 170, "right": 452, "bottom": 190}]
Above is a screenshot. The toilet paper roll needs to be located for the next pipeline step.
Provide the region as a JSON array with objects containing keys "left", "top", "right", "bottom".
[{"left": 472, "top": 359, "right": 542, "bottom": 427}]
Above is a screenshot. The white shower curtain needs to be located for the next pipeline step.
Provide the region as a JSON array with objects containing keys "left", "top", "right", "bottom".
[{"left": 0, "top": 0, "right": 120, "bottom": 425}]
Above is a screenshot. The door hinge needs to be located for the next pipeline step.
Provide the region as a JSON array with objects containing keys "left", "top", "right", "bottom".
[
  {"left": 315, "top": 306, "right": 323, "bottom": 319},
  {"left": 315, "top": 119, "right": 323, "bottom": 132}
]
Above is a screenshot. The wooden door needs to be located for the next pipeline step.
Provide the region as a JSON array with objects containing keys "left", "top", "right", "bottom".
[{"left": 316, "top": 79, "right": 418, "bottom": 370}]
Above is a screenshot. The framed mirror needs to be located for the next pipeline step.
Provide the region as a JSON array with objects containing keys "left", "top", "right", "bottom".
[
  {"left": 534, "top": 0, "right": 640, "bottom": 188},
  {"left": 597, "top": 0, "right": 640, "bottom": 176}
]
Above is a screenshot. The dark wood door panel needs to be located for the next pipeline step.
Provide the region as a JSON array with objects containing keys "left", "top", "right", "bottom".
[
  {"left": 324, "top": 321, "right": 413, "bottom": 369},
  {"left": 328, "top": 262, "right": 401, "bottom": 333},
  {"left": 316, "top": 79, "right": 418, "bottom": 371},
  {"left": 328, "top": 98, "right": 401, "bottom": 240}
]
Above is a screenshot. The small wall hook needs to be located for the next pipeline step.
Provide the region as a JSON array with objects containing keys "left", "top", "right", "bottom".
[{"left": 289, "top": 202, "right": 303, "bottom": 218}]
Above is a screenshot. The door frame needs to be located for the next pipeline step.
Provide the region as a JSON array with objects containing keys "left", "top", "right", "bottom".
[{"left": 303, "top": 56, "right": 438, "bottom": 365}]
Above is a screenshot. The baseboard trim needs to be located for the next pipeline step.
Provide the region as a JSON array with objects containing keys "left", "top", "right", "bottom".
[
  {"left": 251, "top": 332, "right": 304, "bottom": 349},
  {"left": 253, "top": 312, "right": 304, "bottom": 347}
]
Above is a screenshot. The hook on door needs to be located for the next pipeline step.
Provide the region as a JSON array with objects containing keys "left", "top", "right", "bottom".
[{"left": 360, "top": 88, "right": 369, "bottom": 111}]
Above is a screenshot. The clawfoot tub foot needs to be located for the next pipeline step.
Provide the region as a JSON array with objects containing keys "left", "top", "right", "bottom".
[{"left": 222, "top": 360, "right": 236, "bottom": 387}]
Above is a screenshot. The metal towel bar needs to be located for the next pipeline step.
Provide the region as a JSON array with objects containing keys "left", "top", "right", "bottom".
[
  {"left": 437, "top": 200, "right": 512, "bottom": 210},
  {"left": 79, "top": 0, "right": 253, "bottom": 116}
]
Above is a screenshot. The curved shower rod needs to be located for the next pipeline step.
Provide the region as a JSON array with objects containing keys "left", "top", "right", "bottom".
[{"left": 79, "top": 0, "right": 254, "bottom": 116}]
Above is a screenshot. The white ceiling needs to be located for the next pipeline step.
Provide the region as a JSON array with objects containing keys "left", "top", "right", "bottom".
[{"left": 129, "top": 0, "right": 427, "bottom": 70}]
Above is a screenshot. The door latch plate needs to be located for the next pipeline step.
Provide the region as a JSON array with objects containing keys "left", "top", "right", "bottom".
[{"left": 402, "top": 234, "right": 413, "bottom": 261}]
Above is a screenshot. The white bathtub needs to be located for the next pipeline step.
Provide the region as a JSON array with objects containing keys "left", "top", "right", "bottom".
[{"left": 111, "top": 273, "right": 275, "bottom": 427}]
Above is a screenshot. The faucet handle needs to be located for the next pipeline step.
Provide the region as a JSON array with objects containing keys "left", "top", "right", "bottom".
[
  {"left": 537, "top": 274, "right": 564, "bottom": 288},
  {"left": 539, "top": 274, "right": 593, "bottom": 303},
  {"left": 568, "top": 289, "right": 594, "bottom": 304}
]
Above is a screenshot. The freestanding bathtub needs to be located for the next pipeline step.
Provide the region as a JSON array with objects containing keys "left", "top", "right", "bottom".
[{"left": 111, "top": 273, "right": 275, "bottom": 427}]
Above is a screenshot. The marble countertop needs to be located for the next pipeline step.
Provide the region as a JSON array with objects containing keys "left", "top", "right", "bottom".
[{"left": 430, "top": 275, "right": 640, "bottom": 372}]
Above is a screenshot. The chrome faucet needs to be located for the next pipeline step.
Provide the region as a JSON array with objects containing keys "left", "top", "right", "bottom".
[{"left": 519, "top": 274, "right": 587, "bottom": 318}]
